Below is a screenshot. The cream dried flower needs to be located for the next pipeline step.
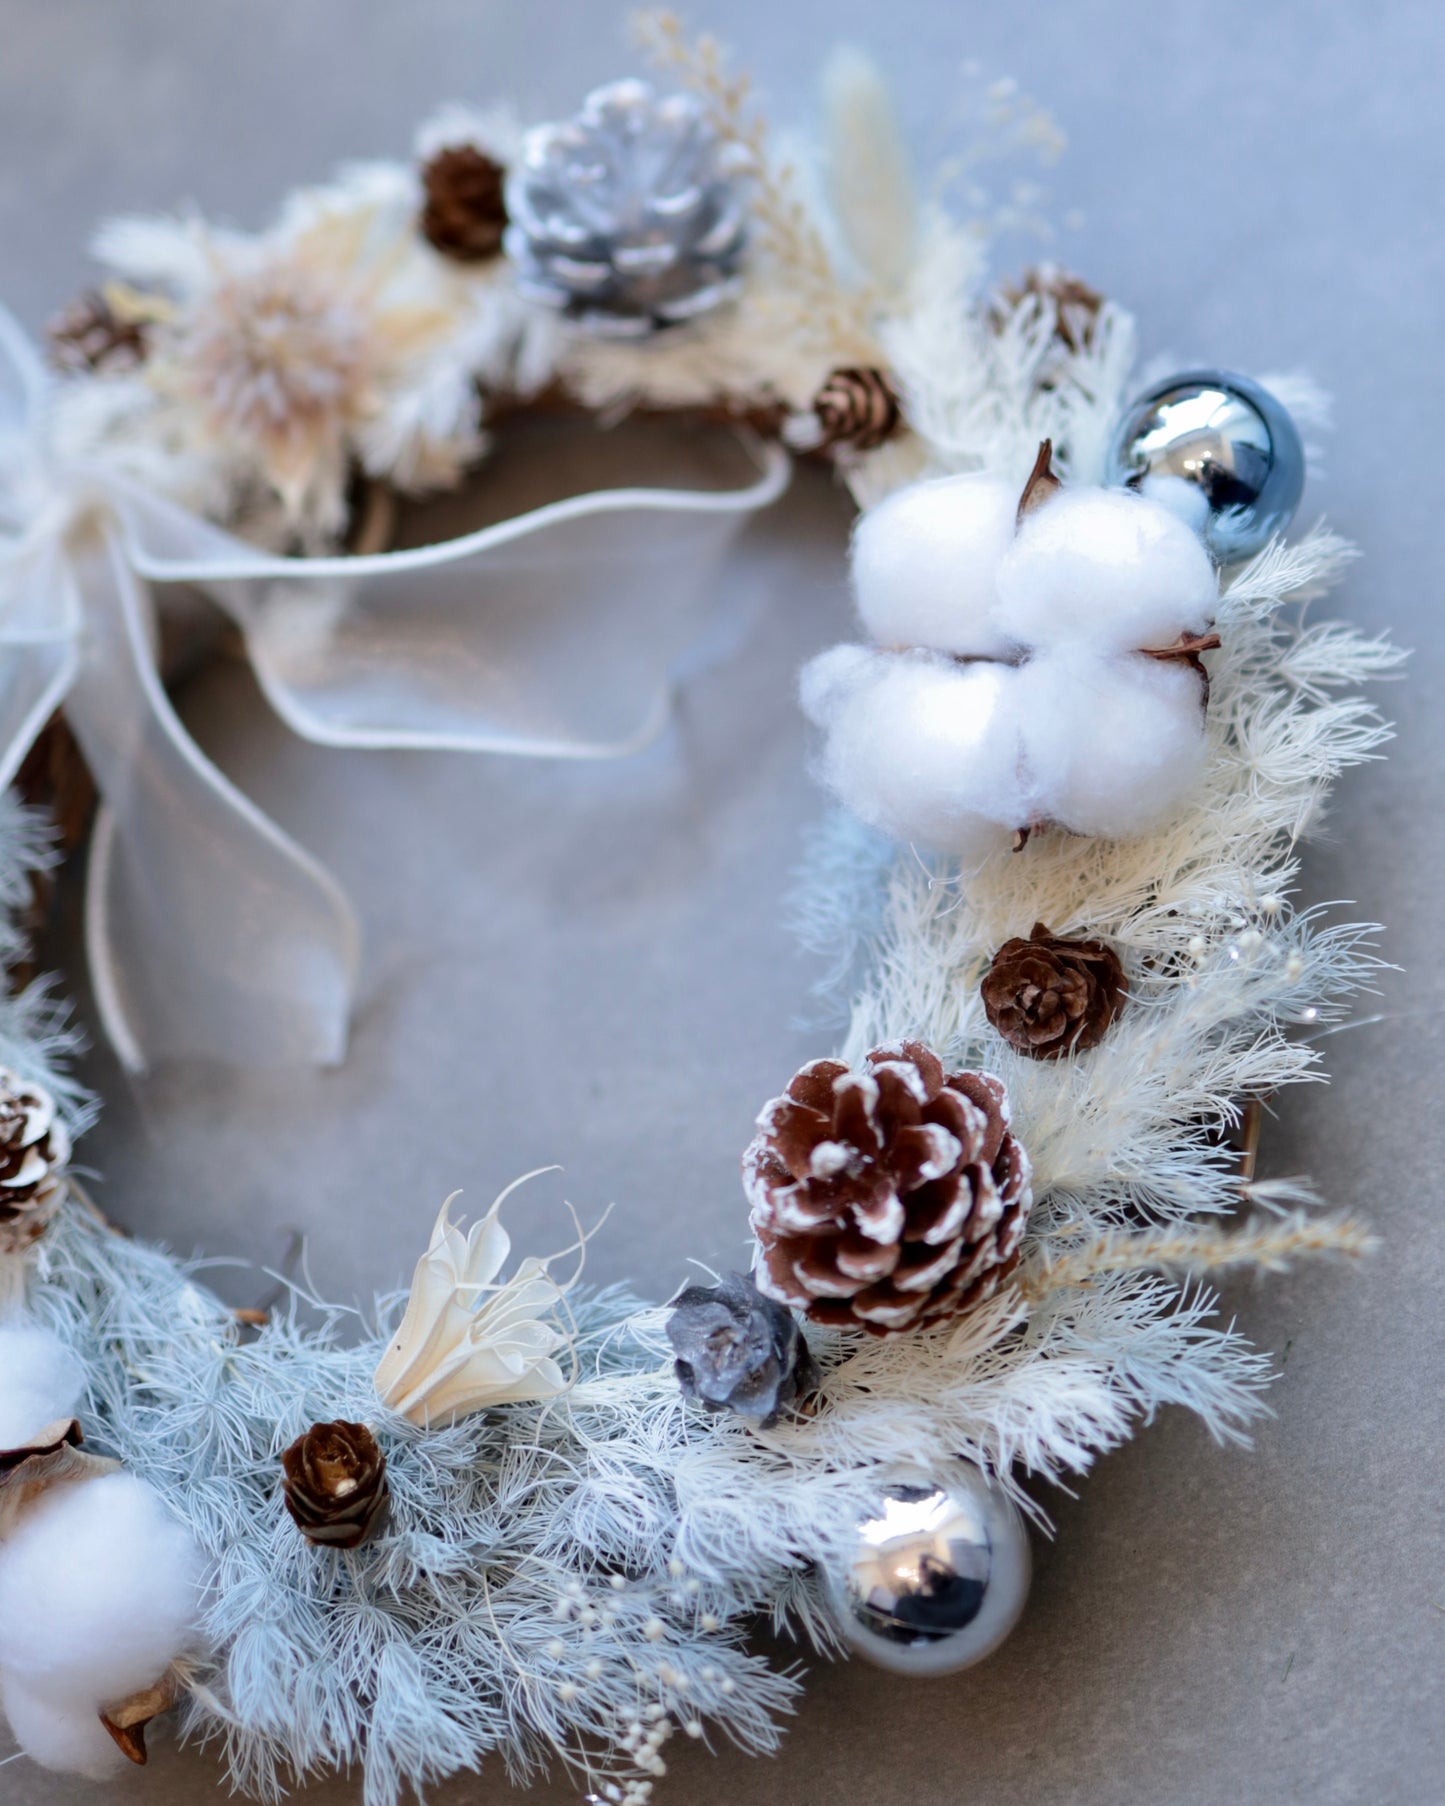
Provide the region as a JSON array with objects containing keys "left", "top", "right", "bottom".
[
  {"left": 147, "top": 209, "right": 461, "bottom": 537},
  {"left": 374, "top": 1176, "right": 576, "bottom": 1427}
]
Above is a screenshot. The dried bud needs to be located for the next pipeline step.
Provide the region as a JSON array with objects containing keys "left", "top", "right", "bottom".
[
  {"left": 281, "top": 1420, "right": 388, "bottom": 1550},
  {"left": 811, "top": 366, "right": 902, "bottom": 453},
  {"left": 99, "top": 1675, "right": 181, "bottom": 1767},
  {"left": 1016, "top": 438, "right": 1061, "bottom": 524},
  {"left": 420, "top": 144, "right": 509, "bottom": 261},
  {"left": 665, "top": 1272, "right": 816, "bottom": 1428},
  {"left": 981, "top": 922, "right": 1126, "bottom": 1059},
  {"left": 0, "top": 1067, "right": 71, "bottom": 1257},
  {"left": 47, "top": 290, "right": 150, "bottom": 375}
]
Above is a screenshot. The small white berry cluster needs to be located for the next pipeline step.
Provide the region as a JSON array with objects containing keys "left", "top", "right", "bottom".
[
  {"left": 801, "top": 457, "right": 1221, "bottom": 858},
  {"left": 558, "top": 1555, "right": 730, "bottom": 1806}
]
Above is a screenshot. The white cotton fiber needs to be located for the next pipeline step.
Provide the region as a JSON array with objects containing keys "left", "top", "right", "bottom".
[
  {"left": 995, "top": 486, "right": 1217, "bottom": 653},
  {"left": 0, "top": 1471, "right": 203, "bottom": 1706},
  {"left": 0, "top": 1321, "right": 86, "bottom": 1447},
  {"left": 851, "top": 475, "right": 1022, "bottom": 658},
  {"left": 0, "top": 1674, "right": 127, "bottom": 1780},
  {"left": 1014, "top": 651, "right": 1208, "bottom": 838},
  {"left": 803, "top": 645, "right": 1026, "bottom": 856}
]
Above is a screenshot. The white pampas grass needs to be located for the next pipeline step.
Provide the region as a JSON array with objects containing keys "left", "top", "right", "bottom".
[{"left": 820, "top": 47, "right": 919, "bottom": 292}]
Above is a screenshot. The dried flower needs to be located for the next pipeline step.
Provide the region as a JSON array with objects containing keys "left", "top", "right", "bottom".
[
  {"left": 281, "top": 1419, "right": 389, "bottom": 1549},
  {"left": 0, "top": 1067, "right": 71, "bottom": 1257},
  {"left": 980, "top": 922, "right": 1126, "bottom": 1059},
  {"left": 146, "top": 214, "right": 460, "bottom": 536},
  {"left": 665, "top": 1272, "right": 815, "bottom": 1427},
  {"left": 374, "top": 1180, "right": 575, "bottom": 1427}
]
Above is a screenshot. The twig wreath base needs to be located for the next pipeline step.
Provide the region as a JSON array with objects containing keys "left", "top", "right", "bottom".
[{"left": 0, "top": 14, "right": 1396, "bottom": 1804}]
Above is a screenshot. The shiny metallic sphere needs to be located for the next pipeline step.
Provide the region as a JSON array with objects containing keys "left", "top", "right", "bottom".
[
  {"left": 822, "top": 1469, "right": 1031, "bottom": 1675},
  {"left": 1107, "top": 369, "right": 1305, "bottom": 563}
]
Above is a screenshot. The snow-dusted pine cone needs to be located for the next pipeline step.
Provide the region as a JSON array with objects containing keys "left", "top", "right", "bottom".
[
  {"left": 746, "top": 1041, "right": 1032, "bottom": 1336},
  {"left": 504, "top": 78, "right": 750, "bottom": 339},
  {"left": 0, "top": 1068, "right": 71, "bottom": 1256}
]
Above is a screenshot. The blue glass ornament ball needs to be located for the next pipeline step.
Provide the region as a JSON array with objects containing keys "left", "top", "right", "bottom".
[{"left": 1106, "top": 370, "right": 1305, "bottom": 563}]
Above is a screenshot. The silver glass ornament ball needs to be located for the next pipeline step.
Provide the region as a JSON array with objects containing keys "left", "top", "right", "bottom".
[
  {"left": 1106, "top": 370, "right": 1305, "bottom": 563},
  {"left": 822, "top": 1469, "right": 1031, "bottom": 1676}
]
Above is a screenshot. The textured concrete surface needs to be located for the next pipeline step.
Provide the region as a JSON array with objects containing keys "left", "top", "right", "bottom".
[{"left": 1, "top": 2, "right": 1442, "bottom": 1803}]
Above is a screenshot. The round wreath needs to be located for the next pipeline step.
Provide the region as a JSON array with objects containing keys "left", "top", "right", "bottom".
[{"left": 0, "top": 17, "right": 1394, "bottom": 1804}]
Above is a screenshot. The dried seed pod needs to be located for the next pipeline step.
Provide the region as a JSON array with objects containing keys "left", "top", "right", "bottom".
[
  {"left": 665, "top": 1271, "right": 815, "bottom": 1427},
  {"left": 281, "top": 1420, "right": 389, "bottom": 1550}
]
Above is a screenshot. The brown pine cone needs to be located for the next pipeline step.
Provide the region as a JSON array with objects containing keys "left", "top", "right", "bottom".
[
  {"left": 281, "top": 1420, "right": 388, "bottom": 1549},
  {"left": 420, "top": 145, "right": 509, "bottom": 261},
  {"left": 0, "top": 1068, "right": 71, "bottom": 1256},
  {"left": 981, "top": 922, "right": 1125, "bottom": 1059},
  {"left": 811, "top": 365, "right": 902, "bottom": 453},
  {"left": 48, "top": 291, "right": 150, "bottom": 375},
  {"left": 746, "top": 1041, "right": 1032, "bottom": 1336}
]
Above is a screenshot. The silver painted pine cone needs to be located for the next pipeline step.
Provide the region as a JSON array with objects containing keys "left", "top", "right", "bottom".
[{"left": 504, "top": 78, "right": 750, "bottom": 339}]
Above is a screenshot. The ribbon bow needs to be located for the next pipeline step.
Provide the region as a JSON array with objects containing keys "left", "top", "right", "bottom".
[{"left": 0, "top": 305, "right": 787, "bottom": 1070}]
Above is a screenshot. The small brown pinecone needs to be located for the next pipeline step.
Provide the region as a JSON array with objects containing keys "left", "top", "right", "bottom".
[
  {"left": 48, "top": 290, "right": 150, "bottom": 375},
  {"left": 811, "top": 365, "right": 902, "bottom": 453},
  {"left": 281, "top": 1420, "right": 388, "bottom": 1549},
  {"left": 981, "top": 922, "right": 1126, "bottom": 1059},
  {"left": 420, "top": 144, "right": 509, "bottom": 261},
  {"left": 0, "top": 1068, "right": 71, "bottom": 1256},
  {"left": 746, "top": 1041, "right": 1032, "bottom": 1336},
  {"left": 994, "top": 265, "right": 1104, "bottom": 356}
]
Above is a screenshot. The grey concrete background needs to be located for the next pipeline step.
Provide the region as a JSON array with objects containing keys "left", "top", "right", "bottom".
[{"left": 2, "top": 2, "right": 1443, "bottom": 1803}]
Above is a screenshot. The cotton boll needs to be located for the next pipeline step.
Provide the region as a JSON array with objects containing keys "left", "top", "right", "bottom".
[
  {"left": 995, "top": 486, "right": 1218, "bottom": 654},
  {"left": 798, "top": 641, "right": 879, "bottom": 728},
  {"left": 0, "top": 1673, "right": 127, "bottom": 1780},
  {"left": 1015, "top": 650, "right": 1208, "bottom": 839},
  {"left": 0, "top": 1322, "right": 85, "bottom": 1447},
  {"left": 805, "top": 646, "right": 1027, "bottom": 856},
  {"left": 851, "top": 475, "right": 1022, "bottom": 658},
  {"left": 0, "top": 1472, "right": 203, "bottom": 1707}
]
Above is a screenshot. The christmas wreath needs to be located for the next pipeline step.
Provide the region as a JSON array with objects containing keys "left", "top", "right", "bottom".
[{"left": 0, "top": 16, "right": 1394, "bottom": 1804}]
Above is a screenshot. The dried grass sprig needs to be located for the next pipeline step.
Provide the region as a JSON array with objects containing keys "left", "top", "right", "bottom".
[
  {"left": 1017, "top": 1211, "right": 1378, "bottom": 1302},
  {"left": 632, "top": 9, "right": 882, "bottom": 363}
]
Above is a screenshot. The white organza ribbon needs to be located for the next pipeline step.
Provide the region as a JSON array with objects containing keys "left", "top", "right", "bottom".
[{"left": 0, "top": 305, "right": 789, "bottom": 1071}]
